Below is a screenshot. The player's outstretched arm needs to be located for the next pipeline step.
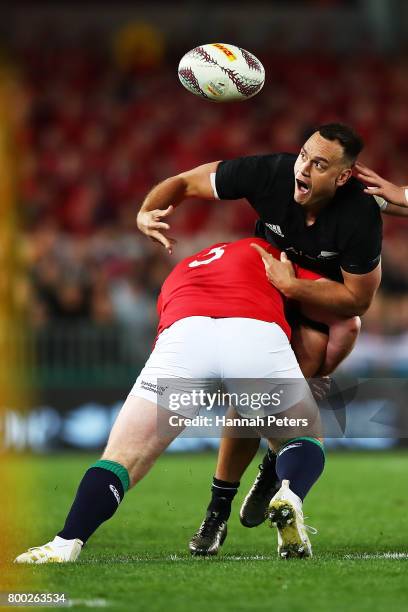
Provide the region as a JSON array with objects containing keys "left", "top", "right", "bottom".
[
  {"left": 137, "top": 161, "right": 220, "bottom": 252},
  {"left": 356, "top": 162, "right": 408, "bottom": 216}
]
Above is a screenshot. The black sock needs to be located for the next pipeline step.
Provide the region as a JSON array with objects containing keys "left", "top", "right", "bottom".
[
  {"left": 275, "top": 438, "right": 325, "bottom": 501},
  {"left": 58, "top": 460, "right": 130, "bottom": 544},
  {"left": 206, "top": 477, "right": 240, "bottom": 521},
  {"left": 262, "top": 448, "right": 279, "bottom": 483}
]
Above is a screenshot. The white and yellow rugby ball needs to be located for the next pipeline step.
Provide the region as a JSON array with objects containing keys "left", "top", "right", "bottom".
[{"left": 178, "top": 43, "right": 265, "bottom": 102}]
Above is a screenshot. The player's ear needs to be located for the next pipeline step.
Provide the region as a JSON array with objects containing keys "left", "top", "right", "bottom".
[{"left": 336, "top": 168, "right": 352, "bottom": 187}]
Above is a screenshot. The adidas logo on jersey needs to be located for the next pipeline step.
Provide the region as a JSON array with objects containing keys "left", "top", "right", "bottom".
[
  {"left": 318, "top": 251, "right": 339, "bottom": 259},
  {"left": 265, "top": 223, "right": 284, "bottom": 237}
]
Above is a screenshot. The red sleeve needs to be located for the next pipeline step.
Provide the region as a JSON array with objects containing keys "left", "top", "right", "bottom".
[{"left": 295, "top": 265, "right": 324, "bottom": 281}]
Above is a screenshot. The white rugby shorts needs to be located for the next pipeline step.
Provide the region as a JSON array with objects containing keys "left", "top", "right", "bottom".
[{"left": 129, "top": 316, "right": 308, "bottom": 417}]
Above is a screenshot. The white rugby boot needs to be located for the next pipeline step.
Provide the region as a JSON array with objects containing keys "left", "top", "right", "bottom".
[
  {"left": 268, "top": 480, "right": 316, "bottom": 559},
  {"left": 14, "top": 536, "right": 83, "bottom": 564}
]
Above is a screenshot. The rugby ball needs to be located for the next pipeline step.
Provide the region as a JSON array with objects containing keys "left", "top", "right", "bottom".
[{"left": 178, "top": 43, "right": 265, "bottom": 102}]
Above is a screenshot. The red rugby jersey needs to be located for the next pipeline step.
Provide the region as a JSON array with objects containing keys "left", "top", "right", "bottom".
[{"left": 157, "top": 237, "right": 322, "bottom": 339}]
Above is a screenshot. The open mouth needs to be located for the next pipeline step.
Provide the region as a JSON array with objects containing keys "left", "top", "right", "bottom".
[{"left": 296, "top": 178, "right": 310, "bottom": 195}]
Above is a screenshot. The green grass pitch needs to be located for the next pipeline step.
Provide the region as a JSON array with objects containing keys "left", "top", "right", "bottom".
[{"left": 4, "top": 451, "right": 408, "bottom": 611}]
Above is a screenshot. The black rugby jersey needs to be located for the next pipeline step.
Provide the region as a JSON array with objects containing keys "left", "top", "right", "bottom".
[{"left": 215, "top": 153, "right": 382, "bottom": 281}]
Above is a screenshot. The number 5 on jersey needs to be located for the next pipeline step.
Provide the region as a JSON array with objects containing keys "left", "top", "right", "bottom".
[{"left": 188, "top": 245, "right": 227, "bottom": 268}]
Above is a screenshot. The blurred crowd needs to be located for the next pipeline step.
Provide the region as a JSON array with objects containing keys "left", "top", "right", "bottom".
[{"left": 16, "top": 39, "right": 408, "bottom": 338}]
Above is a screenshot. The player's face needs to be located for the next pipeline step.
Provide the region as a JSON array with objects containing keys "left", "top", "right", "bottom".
[{"left": 293, "top": 132, "right": 352, "bottom": 207}]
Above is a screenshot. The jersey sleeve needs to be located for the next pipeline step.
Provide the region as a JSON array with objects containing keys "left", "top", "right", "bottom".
[
  {"left": 340, "top": 199, "right": 383, "bottom": 275},
  {"left": 215, "top": 155, "right": 278, "bottom": 201}
]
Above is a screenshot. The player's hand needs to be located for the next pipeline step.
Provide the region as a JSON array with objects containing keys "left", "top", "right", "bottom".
[
  {"left": 309, "top": 376, "right": 332, "bottom": 402},
  {"left": 251, "top": 243, "right": 295, "bottom": 296},
  {"left": 355, "top": 163, "right": 408, "bottom": 208},
  {"left": 137, "top": 205, "right": 177, "bottom": 254}
]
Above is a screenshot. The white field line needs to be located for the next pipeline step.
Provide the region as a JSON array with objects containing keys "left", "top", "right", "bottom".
[
  {"left": 84, "top": 552, "right": 408, "bottom": 564},
  {"left": 68, "top": 599, "right": 110, "bottom": 608},
  {"left": 343, "top": 552, "right": 408, "bottom": 560},
  {"left": 87, "top": 554, "right": 276, "bottom": 563}
]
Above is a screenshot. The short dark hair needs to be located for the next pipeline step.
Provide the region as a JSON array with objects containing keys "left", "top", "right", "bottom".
[{"left": 317, "top": 123, "right": 364, "bottom": 164}]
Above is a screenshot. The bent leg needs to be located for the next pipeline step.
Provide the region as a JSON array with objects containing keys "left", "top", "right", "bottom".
[
  {"left": 15, "top": 395, "right": 184, "bottom": 563},
  {"left": 217, "top": 314, "right": 356, "bottom": 538},
  {"left": 103, "top": 395, "right": 184, "bottom": 487},
  {"left": 268, "top": 436, "right": 325, "bottom": 499},
  {"left": 300, "top": 302, "right": 361, "bottom": 376},
  {"left": 213, "top": 323, "right": 329, "bottom": 484},
  {"left": 58, "top": 396, "right": 184, "bottom": 545},
  {"left": 215, "top": 405, "right": 260, "bottom": 482},
  {"left": 266, "top": 435, "right": 325, "bottom": 559},
  {"left": 319, "top": 316, "right": 360, "bottom": 375},
  {"left": 203, "top": 406, "right": 260, "bottom": 523},
  {"left": 204, "top": 324, "right": 328, "bottom": 526},
  {"left": 214, "top": 323, "right": 328, "bottom": 485},
  {"left": 290, "top": 323, "right": 328, "bottom": 377}
]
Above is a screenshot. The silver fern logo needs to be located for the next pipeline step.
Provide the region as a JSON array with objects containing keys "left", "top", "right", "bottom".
[{"left": 265, "top": 223, "right": 284, "bottom": 237}]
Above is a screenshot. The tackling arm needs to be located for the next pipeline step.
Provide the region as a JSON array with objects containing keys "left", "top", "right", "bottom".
[
  {"left": 284, "top": 264, "right": 381, "bottom": 318},
  {"left": 251, "top": 243, "right": 381, "bottom": 318}
]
